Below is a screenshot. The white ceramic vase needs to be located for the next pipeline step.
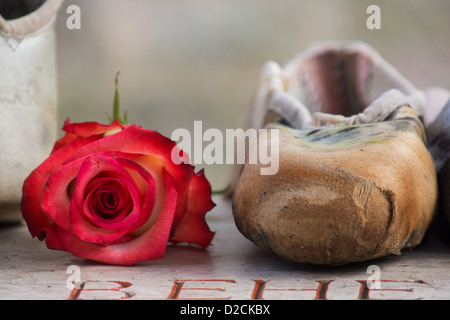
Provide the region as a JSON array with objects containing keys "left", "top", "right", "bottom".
[{"left": 0, "top": 0, "right": 63, "bottom": 222}]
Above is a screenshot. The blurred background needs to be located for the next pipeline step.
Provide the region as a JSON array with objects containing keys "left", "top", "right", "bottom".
[{"left": 55, "top": 0, "right": 450, "bottom": 190}]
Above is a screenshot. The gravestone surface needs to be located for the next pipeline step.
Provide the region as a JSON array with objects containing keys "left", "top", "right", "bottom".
[{"left": 0, "top": 197, "right": 449, "bottom": 300}]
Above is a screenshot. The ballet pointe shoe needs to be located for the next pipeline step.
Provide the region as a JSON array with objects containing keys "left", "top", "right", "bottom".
[{"left": 232, "top": 41, "right": 438, "bottom": 265}]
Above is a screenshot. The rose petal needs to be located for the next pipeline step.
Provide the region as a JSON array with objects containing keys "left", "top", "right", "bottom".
[
  {"left": 56, "top": 169, "right": 178, "bottom": 265},
  {"left": 80, "top": 157, "right": 157, "bottom": 232},
  {"left": 61, "top": 151, "right": 140, "bottom": 168},
  {"left": 51, "top": 119, "right": 128, "bottom": 154},
  {"left": 114, "top": 157, "right": 157, "bottom": 233},
  {"left": 21, "top": 135, "right": 100, "bottom": 239},
  {"left": 82, "top": 177, "right": 134, "bottom": 227},
  {"left": 62, "top": 125, "right": 195, "bottom": 226},
  {"left": 62, "top": 118, "right": 124, "bottom": 137},
  {"left": 69, "top": 156, "right": 155, "bottom": 244},
  {"left": 169, "top": 169, "right": 215, "bottom": 248},
  {"left": 43, "top": 224, "right": 65, "bottom": 250},
  {"left": 41, "top": 157, "right": 85, "bottom": 233},
  {"left": 130, "top": 155, "right": 166, "bottom": 236}
]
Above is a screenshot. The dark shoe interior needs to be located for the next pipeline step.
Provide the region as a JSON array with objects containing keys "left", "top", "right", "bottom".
[{"left": 297, "top": 47, "right": 374, "bottom": 117}]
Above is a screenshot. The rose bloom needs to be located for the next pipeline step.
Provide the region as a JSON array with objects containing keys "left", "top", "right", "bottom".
[{"left": 20, "top": 119, "right": 215, "bottom": 265}]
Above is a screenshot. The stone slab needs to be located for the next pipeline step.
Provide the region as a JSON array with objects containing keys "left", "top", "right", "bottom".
[{"left": 0, "top": 197, "right": 449, "bottom": 300}]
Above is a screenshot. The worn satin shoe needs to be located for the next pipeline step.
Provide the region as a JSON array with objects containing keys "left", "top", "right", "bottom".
[{"left": 232, "top": 41, "right": 438, "bottom": 265}]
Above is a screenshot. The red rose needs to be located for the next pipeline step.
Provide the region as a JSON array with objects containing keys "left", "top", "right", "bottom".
[{"left": 20, "top": 119, "right": 215, "bottom": 265}]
